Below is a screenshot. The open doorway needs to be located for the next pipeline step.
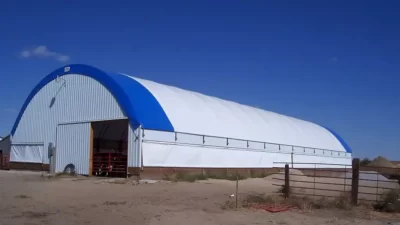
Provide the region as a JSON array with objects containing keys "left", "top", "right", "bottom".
[{"left": 91, "top": 119, "right": 128, "bottom": 177}]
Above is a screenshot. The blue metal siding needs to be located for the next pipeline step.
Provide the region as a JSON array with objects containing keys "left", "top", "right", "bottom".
[
  {"left": 56, "top": 122, "right": 90, "bottom": 175},
  {"left": 12, "top": 74, "right": 126, "bottom": 164}
]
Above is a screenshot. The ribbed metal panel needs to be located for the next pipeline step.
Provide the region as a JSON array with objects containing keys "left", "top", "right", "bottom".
[
  {"left": 56, "top": 122, "right": 90, "bottom": 175},
  {"left": 0, "top": 135, "right": 11, "bottom": 155},
  {"left": 12, "top": 74, "right": 126, "bottom": 164},
  {"left": 128, "top": 125, "right": 142, "bottom": 167}
]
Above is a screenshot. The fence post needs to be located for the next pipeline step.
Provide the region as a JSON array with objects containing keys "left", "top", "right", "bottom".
[
  {"left": 235, "top": 170, "right": 239, "bottom": 208},
  {"left": 290, "top": 153, "right": 294, "bottom": 169},
  {"left": 284, "top": 164, "right": 290, "bottom": 198},
  {"left": 351, "top": 158, "right": 360, "bottom": 205}
]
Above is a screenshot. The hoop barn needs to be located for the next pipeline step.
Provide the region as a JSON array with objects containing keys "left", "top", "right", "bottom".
[{"left": 9, "top": 64, "right": 352, "bottom": 178}]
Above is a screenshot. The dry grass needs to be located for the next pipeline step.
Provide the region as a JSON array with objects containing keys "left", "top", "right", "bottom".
[
  {"left": 164, "top": 173, "right": 207, "bottom": 182},
  {"left": 243, "top": 194, "right": 276, "bottom": 204},
  {"left": 220, "top": 200, "right": 237, "bottom": 210},
  {"left": 373, "top": 189, "right": 400, "bottom": 213},
  {"left": 13, "top": 211, "right": 49, "bottom": 219},
  {"left": 249, "top": 170, "right": 274, "bottom": 178},
  {"left": 108, "top": 179, "right": 129, "bottom": 184},
  {"left": 14, "top": 194, "right": 31, "bottom": 199},
  {"left": 311, "top": 194, "right": 352, "bottom": 210},
  {"left": 164, "top": 172, "right": 247, "bottom": 182},
  {"left": 103, "top": 201, "right": 127, "bottom": 206},
  {"left": 242, "top": 193, "right": 353, "bottom": 211},
  {"left": 24, "top": 211, "right": 48, "bottom": 218},
  {"left": 278, "top": 185, "right": 291, "bottom": 196},
  {"left": 207, "top": 173, "right": 247, "bottom": 181},
  {"left": 52, "top": 172, "right": 77, "bottom": 178}
]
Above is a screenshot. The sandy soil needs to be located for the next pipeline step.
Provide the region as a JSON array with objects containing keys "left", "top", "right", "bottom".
[{"left": 0, "top": 170, "right": 398, "bottom": 225}]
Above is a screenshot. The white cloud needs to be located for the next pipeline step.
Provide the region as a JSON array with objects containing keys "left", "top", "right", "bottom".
[
  {"left": 57, "top": 55, "right": 70, "bottom": 62},
  {"left": 20, "top": 45, "right": 70, "bottom": 62},
  {"left": 21, "top": 50, "right": 31, "bottom": 58}
]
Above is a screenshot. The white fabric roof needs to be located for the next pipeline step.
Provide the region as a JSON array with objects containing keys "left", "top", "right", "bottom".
[{"left": 126, "top": 75, "right": 346, "bottom": 152}]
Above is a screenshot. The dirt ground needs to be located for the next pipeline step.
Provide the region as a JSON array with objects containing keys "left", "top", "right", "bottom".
[{"left": 0, "top": 170, "right": 398, "bottom": 225}]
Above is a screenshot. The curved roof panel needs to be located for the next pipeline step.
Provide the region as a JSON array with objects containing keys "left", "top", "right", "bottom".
[
  {"left": 11, "top": 64, "right": 351, "bottom": 153},
  {"left": 126, "top": 75, "right": 351, "bottom": 153},
  {"left": 11, "top": 64, "right": 174, "bottom": 135}
]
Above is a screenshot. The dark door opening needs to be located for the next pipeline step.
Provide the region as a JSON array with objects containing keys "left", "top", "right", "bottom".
[{"left": 91, "top": 119, "right": 128, "bottom": 177}]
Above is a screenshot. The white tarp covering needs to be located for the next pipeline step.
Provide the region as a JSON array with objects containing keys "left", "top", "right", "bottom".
[
  {"left": 142, "top": 142, "right": 281, "bottom": 168},
  {"left": 10, "top": 144, "right": 44, "bottom": 163},
  {"left": 128, "top": 76, "right": 349, "bottom": 153},
  {"left": 141, "top": 129, "right": 351, "bottom": 168},
  {"left": 142, "top": 142, "right": 352, "bottom": 168}
]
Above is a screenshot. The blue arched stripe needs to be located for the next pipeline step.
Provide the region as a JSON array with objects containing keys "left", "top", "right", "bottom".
[
  {"left": 11, "top": 64, "right": 174, "bottom": 135},
  {"left": 323, "top": 126, "right": 352, "bottom": 153}
]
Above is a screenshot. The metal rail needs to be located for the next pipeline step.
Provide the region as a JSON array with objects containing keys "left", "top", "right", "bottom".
[
  {"left": 142, "top": 128, "right": 349, "bottom": 156},
  {"left": 276, "top": 161, "right": 400, "bottom": 204}
]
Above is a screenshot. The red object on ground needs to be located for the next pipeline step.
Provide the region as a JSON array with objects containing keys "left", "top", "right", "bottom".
[{"left": 252, "top": 204, "right": 294, "bottom": 213}]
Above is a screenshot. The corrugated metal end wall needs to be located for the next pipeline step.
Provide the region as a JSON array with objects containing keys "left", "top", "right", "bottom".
[
  {"left": 0, "top": 136, "right": 11, "bottom": 155},
  {"left": 12, "top": 74, "right": 126, "bottom": 165},
  {"left": 56, "top": 122, "right": 90, "bottom": 175},
  {"left": 128, "top": 125, "right": 142, "bottom": 168}
]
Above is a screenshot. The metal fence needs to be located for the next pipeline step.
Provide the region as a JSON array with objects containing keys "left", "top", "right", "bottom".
[
  {"left": 357, "top": 166, "right": 400, "bottom": 202},
  {"left": 273, "top": 159, "right": 400, "bottom": 204},
  {"left": 272, "top": 162, "right": 352, "bottom": 199}
]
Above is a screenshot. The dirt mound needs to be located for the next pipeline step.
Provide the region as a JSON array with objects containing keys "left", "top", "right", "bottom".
[
  {"left": 368, "top": 156, "right": 395, "bottom": 168},
  {"left": 264, "top": 169, "right": 306, "bottom": 185},
  {"left": 272, "top": 168, "right": 304, "bottom": 176},
  {"left": 288, "top": 169, "right": 304, "bottom": 176}
]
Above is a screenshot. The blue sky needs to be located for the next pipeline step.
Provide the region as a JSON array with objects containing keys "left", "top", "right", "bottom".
[{"left": 0, "top": 1, "right": 399, "bottom": 159}]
